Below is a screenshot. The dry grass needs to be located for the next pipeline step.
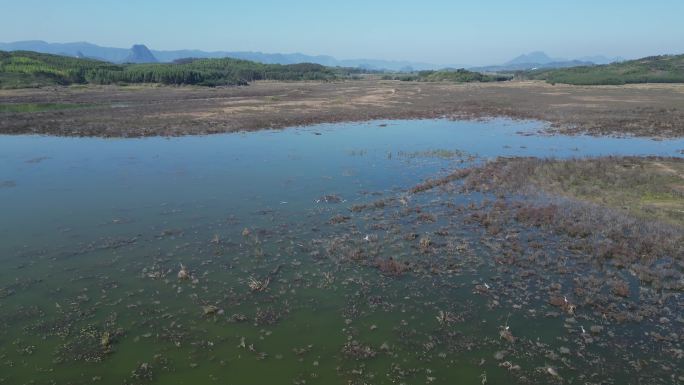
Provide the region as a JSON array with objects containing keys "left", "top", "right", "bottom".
[{"left": 464, "top": 156, "right": 684, "bottom": 226}]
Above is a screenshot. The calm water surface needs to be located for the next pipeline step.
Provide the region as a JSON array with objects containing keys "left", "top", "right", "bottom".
[{"left": 0, "top": 119, "right": 682, "bottom": 384}]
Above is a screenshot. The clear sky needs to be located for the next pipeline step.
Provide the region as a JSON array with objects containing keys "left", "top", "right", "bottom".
[{"left": 2, "top": 0, "right": 683, "bottom": 65}]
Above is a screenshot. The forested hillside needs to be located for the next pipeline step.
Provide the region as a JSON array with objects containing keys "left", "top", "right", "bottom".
[
  {"left": 0, "top": 50, "right": 341, "bottom": 88},
  {"left": 530, "top": 54, "right": 684, "bottom": 85}
]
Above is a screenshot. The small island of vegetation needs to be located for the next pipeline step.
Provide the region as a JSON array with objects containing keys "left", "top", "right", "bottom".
[{"left": 383, "top": 68, "right": 511, "bottom": 82}]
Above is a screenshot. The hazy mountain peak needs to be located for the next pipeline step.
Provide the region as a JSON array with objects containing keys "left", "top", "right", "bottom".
[
  {"left": 124, "top": 44, "right": 158, "bottom": 63},
  {"left": 505, "top": 51, "right": 566, "bottom": 65}
]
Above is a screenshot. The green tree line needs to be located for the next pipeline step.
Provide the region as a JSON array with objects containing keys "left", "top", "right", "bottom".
[
  {"left": 0, "top": 51, "right": 341, "bottom": 88},
  {"left": 382, "top": 69, "right": 511, "bottom": 83}
]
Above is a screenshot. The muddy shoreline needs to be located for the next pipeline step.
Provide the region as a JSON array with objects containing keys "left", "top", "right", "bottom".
[{"left": 1, "top": 80, "right": 683, "bottom": 138}]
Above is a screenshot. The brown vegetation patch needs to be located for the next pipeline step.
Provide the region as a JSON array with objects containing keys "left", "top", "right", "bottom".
[{"left": 463, "top": 156, "right": 684, "bottom": 226}]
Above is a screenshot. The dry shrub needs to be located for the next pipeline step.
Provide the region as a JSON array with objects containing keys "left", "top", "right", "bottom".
[
  {"left": 410, "top": 168, "right": 472, "bottom": 194},
  {"left": 375, "top": 257, "right": 409, "bottom": 276},
  {"left": 611, "top": 280, "right": 630, "bottom": 297},
  {"left": 515, "top": 204, "right": 559, "bottom": 227}
]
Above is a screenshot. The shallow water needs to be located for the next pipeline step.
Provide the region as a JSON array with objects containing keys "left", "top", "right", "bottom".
[{"left": 0, "top": 119, "right": 682, "bottom": 385}]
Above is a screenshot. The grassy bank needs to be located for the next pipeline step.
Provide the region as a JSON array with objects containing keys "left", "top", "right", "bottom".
[
  {"left": 0, "top": 102, "right": 96, "bottom": 113},
  {"left": 463, "top": 156, "right": 684, "bottom": 226}
]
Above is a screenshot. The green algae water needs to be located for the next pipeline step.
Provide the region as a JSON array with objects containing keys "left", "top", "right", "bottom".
[{"left": 1, "top": 119, "right": 683, "bottom": 385}]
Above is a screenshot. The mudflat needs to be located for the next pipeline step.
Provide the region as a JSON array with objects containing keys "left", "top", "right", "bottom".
[{"left": 1, "top": 80, "right": 683, "bottom": 137}]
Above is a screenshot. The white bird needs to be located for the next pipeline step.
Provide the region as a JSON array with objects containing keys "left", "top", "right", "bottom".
[
  {"left": 280, "top": 201, "right": 288, "bottom": 204},
  {"left": 484, "top": 283, "right": 491, "bottom": 290},
  {"left": 563, "top": 296, "right": 568, "bottom": 303},
  {"left": 363, "top": 235, "right": 371, "bottom": 241},
  {"left": 580, "top": 326, "right": 586, "bottom": 334}
]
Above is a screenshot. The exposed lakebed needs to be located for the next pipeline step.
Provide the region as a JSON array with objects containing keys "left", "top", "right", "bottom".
[{"left": 0, "top": 119, "right": 682, "bottom": 384}]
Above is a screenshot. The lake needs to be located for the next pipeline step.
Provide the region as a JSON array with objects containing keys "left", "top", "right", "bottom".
[{"left": 1, "top": 119, "right": 682, "bottom": 384}]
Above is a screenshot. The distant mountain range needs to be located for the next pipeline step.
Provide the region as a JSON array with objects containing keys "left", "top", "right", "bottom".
[
  {"left": 0, "top": 40, "right": 446, "bottom": 71},
  {"left": 0, "top": 41, "right": 624, "bottom": 72},
  {"left": 472, "top": 51, "right": 624, "bottom": 72}
]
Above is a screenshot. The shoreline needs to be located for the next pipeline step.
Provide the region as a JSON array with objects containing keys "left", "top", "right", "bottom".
[{"left": 1, "top": 80, "right": 683, "bottom": 139}]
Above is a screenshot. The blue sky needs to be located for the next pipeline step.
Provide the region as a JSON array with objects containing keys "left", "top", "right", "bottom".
[{"left": 2, "top": 0, "right": 683, "bottom": 65}]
